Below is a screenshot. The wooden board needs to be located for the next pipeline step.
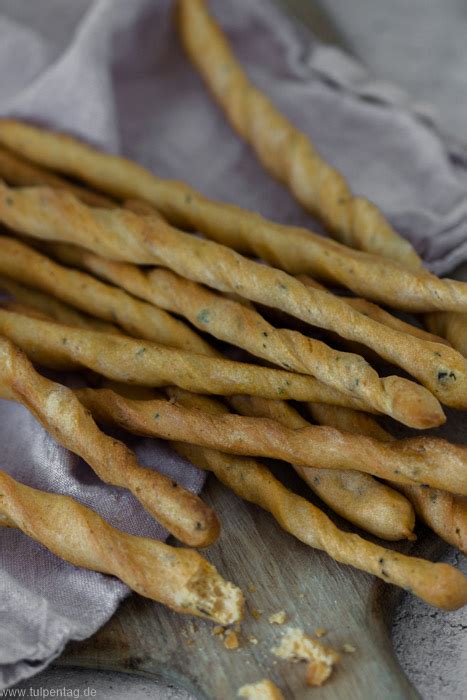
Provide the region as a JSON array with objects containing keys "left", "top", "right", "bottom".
[{"left": 56, "top": 467, "right": 446, "bottom": 699}]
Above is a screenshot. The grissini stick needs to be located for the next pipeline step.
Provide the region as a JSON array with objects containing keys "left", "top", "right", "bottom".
[
  {"left": 0, "top": 274, "right": 121, "bottom": 335},
  {"left": 0, "top": 336, "right": 219, "bottom": 547},
  {"left": 178, "top": 0, "right": 467, "bottom": 372},
  {"left": 16, "top": 297, "right": 413, "bottom": 542},
  {"left": 307, "top": 403, "right": 467, "bottom": 553},
  {"left": 0, "top": 308, "right": 382, "bottom": 407},
  {"left": 425, "top": 312, "right": 467, "bottom": 358},
  {"left": 73, "top": 386, "right": 467, "bottom": 495},
  {"left": 176, "top": 0, "right": 420, "bottom": 269},
  {"left": 2, "top": 236, "right": 436, "bottom": 424},
  {"left": 0, "top": 145, "right": 114, "bottom": 207},
  {"left": 298, "top": 274, "right": 450, "bottom": 347},
  {"left": 226, "top": 394, "right": 414, "bottom": 540},
  {"left": 43, "top": 240, "right": 450, "bottom": 421},
  {"left": 0, "top": 470, "right": 242, "bottom": 623},
  {"left": 0, "top": 236, "right": 214, "bottom": 355},
  {"left": 155, "top": 389, "right": 467, "bottom": 611},
  {"left": 0, "top": 186, "right": 457, "bottom": 421},
  {"left": 1, "top": 126, "right": 466, "bottom": 312}
]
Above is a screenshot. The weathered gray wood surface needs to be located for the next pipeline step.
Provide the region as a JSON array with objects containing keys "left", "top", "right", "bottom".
[{"left": 57, "top": 468, "right": 446, "bottom": 699}]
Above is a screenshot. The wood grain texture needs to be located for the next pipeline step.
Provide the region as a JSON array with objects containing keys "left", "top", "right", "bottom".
[{"left": 56, "top": 470, "right": 445, "bottom": 699}]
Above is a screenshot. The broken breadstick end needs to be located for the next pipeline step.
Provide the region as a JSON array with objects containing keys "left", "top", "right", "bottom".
[
  {"left": 272, "top": 627, "right": 340, "bottom": 687},
  {"left": 173, "top": 559, "right": 244, "bottom": 625},
  {"left": 238, "top": 679, "right": 285, "bottom": 699}
]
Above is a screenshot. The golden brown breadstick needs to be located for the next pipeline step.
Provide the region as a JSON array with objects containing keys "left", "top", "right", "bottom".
[
  {"left": 73, "top": 386, "right": 467, "bottom": 495},
  {"left": 18, "top": 290, "right": 413, "bottom": 541},
  {"left": 38, "top": 240, "right": 442, "bottom": 424},
  {"left": 0, "top": 274, "right": 121, "bottom": 335},
  {"left": 307, "top": 403, "right": 467, "bottom": 552},
  {"left": 176, "top": 0, "right": 420, "bottom": 269},
  {"left": 425, "top": 312, "right": 467, "bottom": 358},
  {"left": 227, "top": 395, "right": 414, "bottom": 540},
  {"left": 0, "top": 308, "right": 380, "bottom": 407},
  {"left": 156, "top": 389, "right": 467, "bottom": 610},
  {"left": 298, "top": 274, "right": 451, "bottom": 346},
  {"left": 0, "top": 121, "right": 465, "bottom": 312},
  {"left": 0, "top": 470, "right": 242, "bottom": 623},
  {"left": 0, "top": 184, "right": 457, "bottom": 422},
  {"left": 0, "top": 236, "right": 213, "bottom": 355},
  {"left": 0, "top": 336, "right": 219, "bottom": 547},
  {"left": 0, "top": 145, "right": 114, "bottom": 207}
]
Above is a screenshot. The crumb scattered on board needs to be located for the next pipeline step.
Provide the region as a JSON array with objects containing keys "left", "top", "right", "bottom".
[
  {"left": 268, "top": 610, "right": 286, "bottom": 625},
  {"left": 272, "top": 627, "right": 340, "bottom": 687},
  {"left": 238, "top": 679, "right": 285, "bottom": 699},
  {"left": 251, "top": 608, "right": 263, "bottom": 620},
  {"left": 248, "top": 634, "right": 258, "bottom": 645},
  {"left": 315, "top": 627, "right": 327, "bottom": 638},
  {"left": 343, "top": 643, "right": 356, "bottom": 654},
  {"left": 224, "top": 630, "right": 240, "bottom": 650}
]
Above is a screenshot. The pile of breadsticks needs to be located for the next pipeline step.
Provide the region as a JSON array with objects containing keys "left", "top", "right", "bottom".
[{"left": 0, "top": 0, "right": 467, "bottom": 628}]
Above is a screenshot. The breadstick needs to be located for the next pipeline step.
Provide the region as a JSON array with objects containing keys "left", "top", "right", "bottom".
[
  {"left": 0, "top": 308, "right": 381, "bottom": 407},
  {"left": 0, "top": 274, "right": 121, "bottom": 335},
  {"left": 176, "top": 0, "right": 421, "bottom": 269},
  {"left": 226, "top": 395, "right": 414, "bottom": 540},
  {"left": 425, "top": 312, "right": 467, "bottom": 358},
  {"left": 307, "top": 403, "right": 467, "bottom": 553},
  {"left": 34, "top": 240, "right": 442, "bottom": 423},
  {"left": 0, "top": 336, "right": 219, "bottom": 547},
  {"left": 0, "top": 121, "right": 465, "bottom": 311},
  {"left": 0, "top": 145, "right": 114, "bottom": 208},
  {"left": 0, "top": 236, "right": 213, "bottom": 355},
  {"left": 0, "top": 186, "right": 457, "bottom": 423},
  {"left": 154, "top": 389, "right": 467, "bottom": 610},
  {"left": 298, "top": 274, "right": 451, "bottom": 346},
  {"left": 16, "top": 293, "right": 414, "bottom": 542},
  {"left": 0, "top": 470, "right": 242, "bottom": 623},
  {"left": 72, "top": 386, "right": 467, "bottom": 494}
]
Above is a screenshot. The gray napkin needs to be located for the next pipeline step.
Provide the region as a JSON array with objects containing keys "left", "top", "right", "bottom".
[{"left": 1, "top": 0, "right": 467, "bottom": 690}]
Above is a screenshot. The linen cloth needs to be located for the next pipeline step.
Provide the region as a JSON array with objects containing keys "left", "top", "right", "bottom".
[{"left": 0, "top": 0, "right": 467, "bottom": 689}]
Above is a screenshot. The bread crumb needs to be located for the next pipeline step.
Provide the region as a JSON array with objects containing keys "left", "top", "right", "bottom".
[
  {"left": 272, "top": 627, "right": 340, "bottom": 687},
  {"left": 268, "top": 610, "right": 286, "bottom": 625},
  {"left": 343, "top": 643, "right": 356, "bottom": 654},
  {"left": 248, "top": 583, "right": 257, "bottom": 593},
  {"left": 251, "top": 608, "right": 263, "bottom": 620},
  {"left": 185, "top": 639, "right": 194, "bottom": 646},
  {"left": 224, "top": 630, "right": 240, "bottom": 650},
  {"left": 314, "top": 627, "right": 327, "bottom": 638},
  {"left": 238, "top": 679, "right": 284, "bottom": 699},
  {"left": 212, "top": 625, "right": 224, "bottom": 636},
  {"left": 248, "top": 635, "right": 258, "bottom": 645}
]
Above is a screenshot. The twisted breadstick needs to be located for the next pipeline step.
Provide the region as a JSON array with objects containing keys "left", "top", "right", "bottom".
[
  {"left": 307, "top": 404, "right": 467, "bottom": 553},
  {"left": 0, "top": 274, "right": 121, "bottom": 335},
  {"left": 226, "top": 395, "right": 414, "bottom": 540},
  {"left": 425, "top": 312, "right": 467, "bottom": 358},
  {"left": 298, "top": 274, "right": 450, "bottom": 346},
  {"left": 73, "top": 386, "right": 467, "bottom": 494},
  {"left": 176, "top": 0, "right": 420, "bottom": 269},
  {"left": 0, "top": 186, "right": 458, "bottom": 423},
  {"left": 0, "top": 308, "right": 373, "bottom": 405},
  {"left": 16, "top": 294, "right": 413, "bottom": 542},
  {"left": 156, "top": 389, "right": 467, "bottom": 610},
  {"left": 0, "top": 145, "right": 114, "bottom": 207},
  {"left": 0, "top": 121, "right": 465, "bottom": 312},
  {"left": 0, "top": 470, "right": 242, "bottom": 623},
  {"left": 0, "top": 236, "right": 213, "bottom": 355},
  {"left": 0, "top": 336, "right": 219, "bottom": 547}
]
